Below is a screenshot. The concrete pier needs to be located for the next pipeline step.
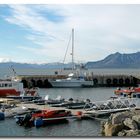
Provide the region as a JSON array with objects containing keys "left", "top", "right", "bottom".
[{"left": 17, "top": 74, "right": 140, "bottom": 88}]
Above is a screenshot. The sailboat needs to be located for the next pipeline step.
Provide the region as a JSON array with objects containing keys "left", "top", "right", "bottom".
[{"left": 50, "top": 29, "right": 94, "bottom": 88}]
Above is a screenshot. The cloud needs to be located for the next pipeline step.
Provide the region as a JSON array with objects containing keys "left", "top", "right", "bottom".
[
  {"left": 0, "top": 57, "right": 12, "bottom": 62},
  {"left": 2, "top": 5, "right": 140, "bottom": 63},
  {"left": 6, "top": 5, "right": 51, "bottom": 34}
]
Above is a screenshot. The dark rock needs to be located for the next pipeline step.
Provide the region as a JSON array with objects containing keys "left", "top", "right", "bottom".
[
  {"left": 101, "top": 108, "right": 140, "bottom": 136},
  {"left": 100, "top": 121, "right": 106, "bottom": 136},
  {"left": 104, "top": 122, "right": 124, "bottom": 136},
  {"left": 125, "top": 130, "right": 140, "bottom": 136},
  {"left": 117, "top": 130, "right": 126, "bottom": 136},
  {"left": 111, "top": 111, "right": 134, "bottom": 125},
  {"left": 123, "top": 118, "right": 138, "bottom": 130},
  {"left": 132, "top": 115, "right": 140, "bottom": 123},
  {"left": 132, "top": 115, "right": 140, "bottom": 129}
]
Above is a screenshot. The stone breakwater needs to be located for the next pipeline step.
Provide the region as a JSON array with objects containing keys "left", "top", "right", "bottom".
[{"left": 101, "top": 109, "right": 140, "bottom": 136}]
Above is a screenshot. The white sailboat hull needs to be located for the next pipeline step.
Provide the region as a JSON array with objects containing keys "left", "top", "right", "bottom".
[{"left": 50, "top": 79, "right": 93, "bottom": 88}]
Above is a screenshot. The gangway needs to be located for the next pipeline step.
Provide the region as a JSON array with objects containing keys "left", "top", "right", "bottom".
[{"left": 83, "top": 97, "right": 139, "bottom": 116}]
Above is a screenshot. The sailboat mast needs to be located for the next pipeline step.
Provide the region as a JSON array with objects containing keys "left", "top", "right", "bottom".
[{"left": 72, "top": 28, "right": 74, "bottom": 71}]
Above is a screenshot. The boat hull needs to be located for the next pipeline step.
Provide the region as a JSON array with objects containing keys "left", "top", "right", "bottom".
[
  {"left": 6, "top": 96, "right": 42, "bottom": 101},
  {"left": 15, "top": 109, "right": 71, "bottom": 127},
  {"left": 50, "top": 80, "right": 93, "bottom": 88},
  {"left": 0, "top": 89, "right": 20, "bottom": 97}
]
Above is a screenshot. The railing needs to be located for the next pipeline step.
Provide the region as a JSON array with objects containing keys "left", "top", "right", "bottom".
[{"left": 84, "top": 97, "right": 139, "bottom": 112}]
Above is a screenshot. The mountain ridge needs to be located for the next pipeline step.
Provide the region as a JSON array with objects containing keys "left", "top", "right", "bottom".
[
  {"left": 85, "top": 52, "right": 140, "bottom": 68},
  {"left": 0, "top": 52, "right": 140, "bottom": 69}
]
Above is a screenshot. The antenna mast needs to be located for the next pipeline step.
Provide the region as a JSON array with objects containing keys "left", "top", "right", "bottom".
[{"left": 10, "top": 65, "right": 17, "bottom": 77}]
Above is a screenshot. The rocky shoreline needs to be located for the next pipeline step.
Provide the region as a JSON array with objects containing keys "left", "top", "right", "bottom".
[{"left": 101, "top": 109, "right": 140, "bottom": 136}]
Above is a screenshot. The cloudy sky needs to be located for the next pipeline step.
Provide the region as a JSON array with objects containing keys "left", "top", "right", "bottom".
[{"left": 0, "top": 4, "right": 140, "bottom": 64}]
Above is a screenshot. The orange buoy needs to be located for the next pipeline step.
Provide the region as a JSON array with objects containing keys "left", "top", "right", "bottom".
[{"left": 76, "top": 111, "right": 82, "bottom": 116}]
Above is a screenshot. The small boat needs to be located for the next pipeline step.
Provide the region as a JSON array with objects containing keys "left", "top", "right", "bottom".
[
  {"left": 3, "top": 106, "right": 30, "bottom": 118},
  {"left": 44, "top": 95, "right": 65, "bottom": 105},
  {"left": 6, "top": 95, "right": 42, "bottom": 102},
  {"left": 114, "top": 87, "right": 140, "bottom": 95},
  {"left": 0, "top": 66, "right": 38, "bottom": 97},
  {"left": 66, "top": 103, "right": 92, "bottom": 109},
  {"left": 0, "top": 78, "right": 24, "bottom": 97},
  {"left": 113, "top": 87, "right": 140, "bottom": 108},
  {"left": 51, "top": 98, "right": 91, "bottom": 109},
  {"left": 0, "top": 77, "right": 38, "bottom": 97},
  {"left": 6, "top": 88, "right": 41, "bottom": 102},
  {"left": 114, "top": 87, "right": 140, "bottom": 98},
  {"left": 15, "top": 109, "right": 71, "bottom": 127},
  {"left": 32, "top": 99, "right": 46, "bottom": 105}
]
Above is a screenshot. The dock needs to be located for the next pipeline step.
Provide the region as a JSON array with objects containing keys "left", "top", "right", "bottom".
[
  {"left": 0, "top": 100, "right": 108, "bottom": 120},
  {"left": 17, "top": 73, "right": 140, "bottom": 88},
  {"left": 1, "top": 96, "right": 139, "bottom": 125},
  {"left": 0, "top": 100, "right": 133, "bottom": 121}
]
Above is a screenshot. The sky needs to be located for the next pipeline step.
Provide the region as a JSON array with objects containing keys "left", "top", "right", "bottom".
[{"left": 0, "top": 4, "right": 140, "bottom": 64}]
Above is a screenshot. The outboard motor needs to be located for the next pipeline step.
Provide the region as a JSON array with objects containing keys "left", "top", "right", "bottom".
[
  {"left": 0, "top": 112, "right": 5, "bottom": 120},
  {"left": 68, "top": 98, "right": 73, "bottom": 103},
  {"left": 86, "top": 99, "right": 90, "bottom": 103},
  {"left": 16, "top": 113, "right": 32, "bottom": 127},
  {"left": 22, "top": 113, "right": 32, "bottom": 127}
]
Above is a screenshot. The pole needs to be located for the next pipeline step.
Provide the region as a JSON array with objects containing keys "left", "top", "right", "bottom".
[{"left": 72, "top": 28, "right": 74, "bottom": 71}]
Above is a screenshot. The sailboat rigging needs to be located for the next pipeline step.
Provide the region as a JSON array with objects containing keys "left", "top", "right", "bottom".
[
  {"left": 71, "top": 28, "right": 74, "bottom": 71},
  {"left": 50, "top": 29, "right": 94, "bottom": 88},
  {"left": 62, "top": 28, "right": 75, "bottom": 71}
]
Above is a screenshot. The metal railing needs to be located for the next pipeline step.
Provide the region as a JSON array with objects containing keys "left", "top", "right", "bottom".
[{"left": 84, "top": 97, "right": 139, "bottom": 112}]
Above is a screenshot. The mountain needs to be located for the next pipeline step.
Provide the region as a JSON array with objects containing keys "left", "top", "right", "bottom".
[
  {"left": 85, "top": 52, "right": 140, "bottom": 68},
  {"left": 0, "top": 62, "right": 76, "bottom": 69},
  {"left": 0, "top": 52, "right": 140, "bottom": 69}
]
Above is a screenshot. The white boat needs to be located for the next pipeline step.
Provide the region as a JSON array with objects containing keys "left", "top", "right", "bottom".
[
  {"left": 51, "top": 73, "right": 93, "bottom": 88},
  {"left": 50, "top": 29, "right": 94, "bottom": 88},
  {"left": 0, "top": 77, "right": 25, "bottom": 97},
  {"left": 0, "top": 77, "right": 38, "bottom": 97},
  {"left": 0, "top": 66, "right": 39, "bottom": 97},
  {"left": 4, "top": 106, "right": 29, "bottom": 118}
]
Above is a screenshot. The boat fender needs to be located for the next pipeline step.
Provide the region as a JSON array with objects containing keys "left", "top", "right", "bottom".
[
  {"left": 0, "top": 112, "right": 5, "bottom": 120},
  {"left": 34, "top": 118, "right": 44, "bottom": 127},
  {"left": 76, "top": 111, "right": 82, "bottom": 117}
]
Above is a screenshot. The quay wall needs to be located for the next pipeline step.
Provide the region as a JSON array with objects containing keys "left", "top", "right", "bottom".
[{"left": 17, "top": 74, "right": 139, "bottom": 88}]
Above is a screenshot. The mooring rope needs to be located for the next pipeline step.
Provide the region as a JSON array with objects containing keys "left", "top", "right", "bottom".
[{"left": 87, "top": 116, "right": 108, "bottom": 121}]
